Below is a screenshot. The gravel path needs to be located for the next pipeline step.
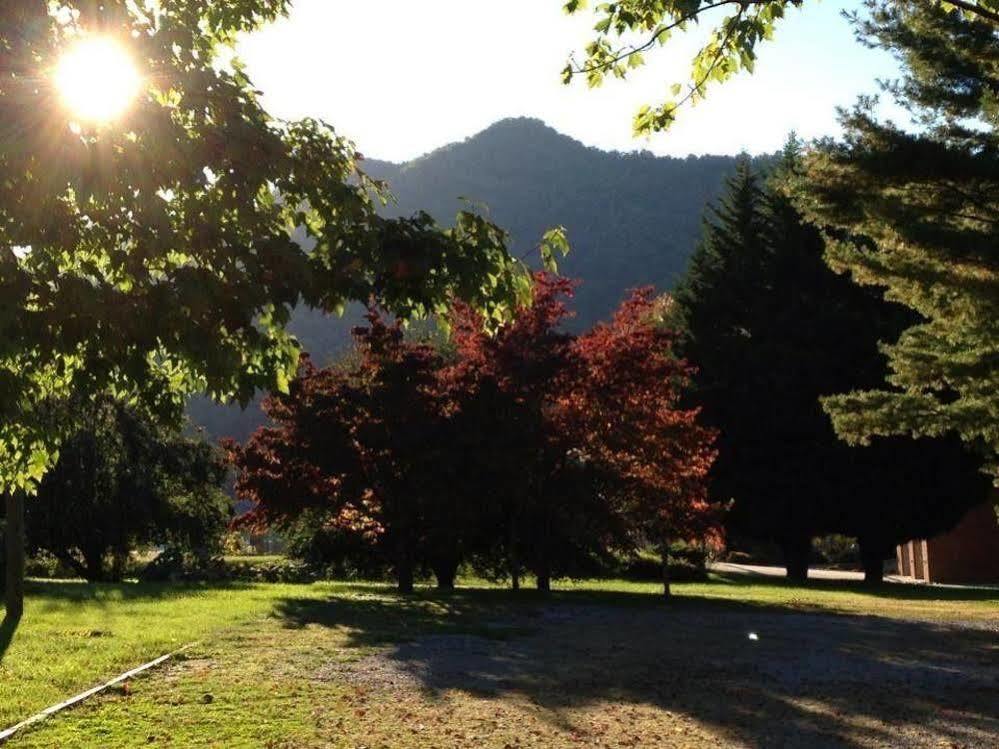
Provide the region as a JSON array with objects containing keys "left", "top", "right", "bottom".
[{"left": 317, "top": 603, "right": 999, "bottom": 748}]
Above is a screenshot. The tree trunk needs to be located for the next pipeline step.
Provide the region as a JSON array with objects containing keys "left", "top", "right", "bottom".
[
  {"left": 782, "top": 537, "right": 811, "bottom": 583},
  {"left": 110, "top": 551, "right": 128, "bottom": 582},
  {"left": 397, "top": 559, "right": 414, "bottom": 594},
  {"left": 661, "top": 541, "right": 672, "bottom": 599},
  {"left": 84, "top": 551, "right": 105, "bottom": 583},
  {"left": 4, "top": 493, "right": 25, "bottom": 620},
  {"left": 535, "top": 569, "right": 551, "bottom": 593},
  {"left": 508, "top": 524, "right": 520, "bottom": 591},
  {"left": 859, "top": 541, "right": 885, "bottom": 585},
  {"left": 432, "top": 559, "right": 458, "bottom": 591},
  {"left": 396, "top": 533, "right": 415, "bottom": 594}
]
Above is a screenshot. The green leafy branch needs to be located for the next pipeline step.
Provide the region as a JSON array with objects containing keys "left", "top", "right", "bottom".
[{"left": 562, "top": 0, "right": 999, "bottom": 135}]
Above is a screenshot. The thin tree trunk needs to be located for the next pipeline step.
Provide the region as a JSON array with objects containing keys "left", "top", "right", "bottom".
[
  {"left": 396, "top": 533, "right": 415, "bottom": 594},
  {"left": 508, "top": 521, "right": 520, "bottom": 591},
  {"left": 432, "top": 558, "right": 457, "bottom": 591},
  {"left": 782, "top": 537, "right": 811, "bottom": 583},
  {"left": 533, "top": 455, "right": 552, "bottom": 595},
  {"left": 661, "top": 540, "right": 672, "bottom": 599},
  {"left": 110, "top": 551, "right": 128, "bottom": 582},
  {"left": 859, "top": 541, "right": 884, "bottom": 585},
  {"left": 397, "top": 559, "right": 414, "bottom": 594},
  {"left": 84, "top": 551, "right": 105, "bottom": 583},
  {"left": 4, "top": 493, "right": 25, "bottom": 620}
]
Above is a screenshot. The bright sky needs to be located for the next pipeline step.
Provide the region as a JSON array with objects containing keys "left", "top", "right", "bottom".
[{"left": 238, "top": 0, "right": 901, "bottom": 163}]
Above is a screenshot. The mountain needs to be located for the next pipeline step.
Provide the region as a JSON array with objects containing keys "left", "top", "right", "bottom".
[
  {"left": 190, "top": 117, "right": 747, "bottom": 441},
  {"left": 364, "top": 118, "right": 742, "bottom": 326}
]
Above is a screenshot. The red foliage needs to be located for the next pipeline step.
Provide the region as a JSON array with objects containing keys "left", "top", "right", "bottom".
[
  {"left": 446, "top": 272, "right": 576, "bottom": 402},
  {"left": 229, "top": 275, "right": 719, "bottom": 592},
  {"left": 564, "top": 288, "right": 720, "bottom": 547},
  {"left": 226, "top": 310, "right": 444, "bottom": 550}
]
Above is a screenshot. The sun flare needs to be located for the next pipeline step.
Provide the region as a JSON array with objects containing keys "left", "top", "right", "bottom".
[{"left": 54, "top": 37, "right": 142, "bottom": 123}]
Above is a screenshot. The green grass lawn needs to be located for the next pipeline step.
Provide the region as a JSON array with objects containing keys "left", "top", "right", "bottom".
[
  {"left": 0, "top": 579, "right": 333, "bottom": 729},
  {"left": 1, "top": 575, "right": 996, "bottom": 747}
]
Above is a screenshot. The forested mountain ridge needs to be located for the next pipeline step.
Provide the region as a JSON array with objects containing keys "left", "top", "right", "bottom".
[
  {"left": 190, "top": 117, "right": 749, "bottom": 440},
  {"left": 364, "top": 118, "right": 744, "bottom": 327}
]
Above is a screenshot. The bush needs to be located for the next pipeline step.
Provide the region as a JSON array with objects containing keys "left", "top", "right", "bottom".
[
  {"left": 813, "top": 534, "right": 860, "bottom": 567},
  {"left": 139, "top": 550, "right": 318, "bottom": 584},
  {"left": 610, "top": 544, "right": 709, "bottom": 583},
  {"left": 24, "top": 553, "right": 78, "bottom": 579},
  {"left": 282, "top": 511, "right": 389, "bottom": 580},
  {"left": 223, "top": 558, "right": 317, "bottom": 583}
]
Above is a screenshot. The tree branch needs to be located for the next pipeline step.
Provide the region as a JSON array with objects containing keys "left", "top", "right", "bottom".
[
  {"left": 568, "top": 0, "right": 742, "bottom": 76},
  {"left": 944, "top": 0, "right": 999, "bottom": 25}
]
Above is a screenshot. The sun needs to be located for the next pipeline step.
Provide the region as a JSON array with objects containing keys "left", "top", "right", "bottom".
[{"left": 54, "top": 37, "right": 142, "bottom": 123}]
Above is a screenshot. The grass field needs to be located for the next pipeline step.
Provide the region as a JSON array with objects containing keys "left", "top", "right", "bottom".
[{"left": 1, "top": 575, "right": 996, "bottom": 747}]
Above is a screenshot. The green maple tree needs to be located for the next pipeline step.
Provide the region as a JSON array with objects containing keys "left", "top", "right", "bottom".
[{"left": 0, "top": 1, "right": 534, "bottom": 491}]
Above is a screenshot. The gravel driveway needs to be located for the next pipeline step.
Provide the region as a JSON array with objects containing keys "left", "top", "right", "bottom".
[{"left": 317, "top": 603, "right": 999, "bottom": 748}]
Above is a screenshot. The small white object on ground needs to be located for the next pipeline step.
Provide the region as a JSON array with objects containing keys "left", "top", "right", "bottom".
[{"left": 748, "top": 632, "right": 759, "bottom": 641}]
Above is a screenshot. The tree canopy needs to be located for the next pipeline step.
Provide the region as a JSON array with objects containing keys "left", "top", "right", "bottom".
[
  {"left": 7, "top": 397, "right": 229, "bottom": 582},
  {"left": 562, "top": 0, "right": 999, "bottom": 134},
  {"left": 0, "top": 1, "right": 530, "bottom": 491},
  {"left": 227, "top": 312, "right": 453, "bottom": 593},
  {"left": 799, "top": 0, "right": 999, "bottom": 480},
  {"left": 230, "top": 274, "right": 718, "bottom": 595}
]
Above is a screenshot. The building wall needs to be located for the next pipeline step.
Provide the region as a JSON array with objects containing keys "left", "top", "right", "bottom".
[{"left": 897, "top": 496, "right": 999, "bottom": 584}]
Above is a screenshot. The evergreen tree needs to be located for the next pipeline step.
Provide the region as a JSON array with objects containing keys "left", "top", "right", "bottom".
[
  {"left": 675, "top": 147, "right": 989, "bottom": 582},
  {"left": 800, "top": 0, "right": 999, "bottom": 483},
  {"left": 673, "top": 156, "right": 817, "bottom": 577}
]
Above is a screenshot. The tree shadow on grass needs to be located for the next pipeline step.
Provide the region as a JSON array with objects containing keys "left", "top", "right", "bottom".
[
  {"left": 275, "top": 586, "right": 999, "bottom": 749},
  {"left": 0, "top": 613, "right": 20, "bottom": 663}
]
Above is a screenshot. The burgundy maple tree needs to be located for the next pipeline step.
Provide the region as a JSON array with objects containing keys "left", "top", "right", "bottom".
[
  {"left": 565, "top": 288, "right": 719, "bottom": 596},
  {"left": 227, "top": 311, "right": 449, "bottom": 592}
]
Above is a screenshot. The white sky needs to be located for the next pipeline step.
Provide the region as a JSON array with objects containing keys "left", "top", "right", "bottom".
[{"left": 237, "top": 0, "right": 901, "bottom": 163}]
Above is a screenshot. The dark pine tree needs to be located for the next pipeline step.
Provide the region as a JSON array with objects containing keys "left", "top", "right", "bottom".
[{"left": 674, "top": 145, "right": 989, "bottom": 583}]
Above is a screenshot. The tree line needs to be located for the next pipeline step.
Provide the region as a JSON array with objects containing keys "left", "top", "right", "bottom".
[
  {"left": 223, "top": 140, "right": 989, "bottom": 589},
  {"left": 7, "top": 138, "right": 986, "bottom": 592},
  {"left": 226, "top": 276, "right": 718, "bottom": 595}
]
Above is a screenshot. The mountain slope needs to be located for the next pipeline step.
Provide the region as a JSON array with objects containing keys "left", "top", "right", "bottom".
[
  {"left": 190, "top": 118, "right": 744, "bottom": 440},
  {"left": 364, "top": 118, "right": 740, "bottom": 326}
]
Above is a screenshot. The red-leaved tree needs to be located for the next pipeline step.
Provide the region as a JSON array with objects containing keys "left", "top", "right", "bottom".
[
  {"left": 226, "top": 311, "right": 451, "bottom": 593},
  {"left": 443, "top": 273, "right": 621, "bottom": 591},
  {"left": 230, "top": 278, "right": 718, "bottom": 597},
  {"left": 565, "top": 289, "right": 719, "bottom": 597}
]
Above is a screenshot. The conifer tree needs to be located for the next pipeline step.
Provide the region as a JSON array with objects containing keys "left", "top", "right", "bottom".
[
  {"left": 800, "top": 0, "right": 999, "bottom": 482},
  {"left": 674, "top": 147, "right": 989, "bottom": 582}
]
